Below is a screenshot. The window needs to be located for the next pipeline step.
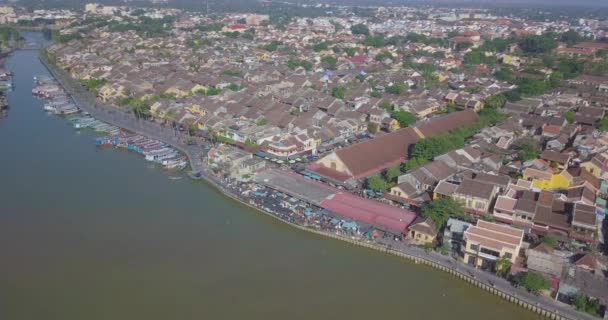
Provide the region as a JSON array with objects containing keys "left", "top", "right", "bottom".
[
  {"left": 503, "top": 252, "right": 512, "bottom": 260},
  {"left": 470, "top": 243, "right": 479, "bottom": 251},
  {"left": 480, "top": 247, "right": 500, "bottom": 257}
]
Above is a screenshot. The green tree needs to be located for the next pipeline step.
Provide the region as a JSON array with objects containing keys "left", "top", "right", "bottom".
[
  {"left": 350, "top": 23, "right": 369, "bottom": 36},
  {"left": 379, "top": 101, "right": 394, "bottom": 111},
  {"left": 385, "top": 82, "right": 409, "bottom": 95},
  {"left": 80, "top": 78, "right": 107, "bottom": 95},
  {"left": 421, "top": 198, "right": 465, "bottom": 229},
  {"left": 312, "top": 41, "right": 330, "bottom": 52},
  {"left": 391, "top": 110, "right": 416, "bottom": 127},
  {"left": 256, "top": 118, "right": 268, "bottom": 126},
  {"left": 494, "top": 68, "right": 516, "bottom": 82},
  {"left": 321, "top": 55, "right": 338, "bottom": 69},
  {"left": 364, "top": 35, "right": 386, "bottom": 48},
  {"left": 574, "top": 294, "right": 602, "bottom": 317},
  {"left": 560, "top": 30, "right": 584, "bottom": 47},
  {"left": 227, "top": 83, "right": 240, "bottom": 91},
  {"left": 332, "top": 86, "right": 346, "bottom": 100},
  {"left": 517, "top": 272, "right": 550, "bottom": 293},
  {"left": 484, "top": 94, "right": 507, "bottom": 109},
  {"left": 519, "top": 34, "right": 557, "bottom": 54},
  {"left": 564, "top": 111, "right": 575, "bottom": 124},
  {"left": 549, "top": 71, "right": 564, "bottom": 88},
  {"left": 261, "top": 41, "right": 281, "bottom": 52},
  {"left": 223, "top": 31, "right": 240, "bottom": 39},
  {"left": 600, "top": 116, "right": 608, "bottom": 131},
  {"left": 345, "top": 47, "right": 356, "bottom": 57},
  {"left": 385, "top": 165, "right": 402, "bottom": 183},
  {"left": 367, "top": 122, "right": 379, "bottom": 134},
  {"left": 512, "top": 137, "right": 540, "bottom": 161},
  {"left": 375, "top": 51, "right": 394, "bottom": 62},
  {"left": 366, "top": 175, "right": 386, "bottom": 192},
  {"left": 456, "top": 42, "right": 473, "bottom": 51},
  {"left": 495, "top": 257, "right": 512, "bottom": 278},
  {"left": 542, "top": 235, "right": 558, "bottom": 247}
]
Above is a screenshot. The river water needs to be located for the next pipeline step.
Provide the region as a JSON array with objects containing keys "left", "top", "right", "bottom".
[{"left": 0, "top": 33, "right": 539, "bottom": 320}]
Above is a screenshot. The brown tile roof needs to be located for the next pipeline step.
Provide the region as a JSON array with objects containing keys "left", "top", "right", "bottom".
[
  {"left": 538, "top": 191, "right": 554, "bottom": 207},
  {"left": 417, "top": 109, "right": 479, "bottom": 138},
  {"left": 313, "top": 110, "right": 480, "bottom": 180},
  {"left": 333, "top": 128, "right": 421, "bottom": 179},
  {"left": 575, "top": 254, "right": 597, "bottom": 270},
  {"left": 473, "top": 172, "right": 510, "bottom": 187},
  {"left": 409, "top": 218, "right": 438, "bottom": 236},
  {"left": 534, "top": 206, "right": 571, "bottom": 230},
  {"left": 530, "top": 242, "right": 554, "bottom": 254},
  {"left": 572, "top": 203, "right": 597, "bottom": 227},
  {"left": 540, "top": 150, "right": 570, "bottom": 164},
  {"left": 495, "top": 195, "right": 517, "bottom": 213},
  {"left": 434, "top": 180, "right": 458, "bottom": 196},
  {"left": 454, "top": 179, "right": 495, "bottom": 200},
  {"left": 515, "top": 198, "right": 537, "bottom": 214},
  {"left": 465, "top": 220, "right": 523, "bottom": 252}
]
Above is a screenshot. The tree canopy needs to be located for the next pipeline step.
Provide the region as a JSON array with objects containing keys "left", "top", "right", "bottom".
[
  {"left": 512, "top": 137, "right": 540, "bottom": 161},
  {"left": 350, "top": 23, "right": 370, "bottom": 36},
  {"left": 391, "top": 110, "right": 416, "bottom": 127},
  {"left": 484, "top": 94, "right": 507, "bottom": 109},
  {"left": 366, "top": 175, "right": 386, "bottom": 192},
  {"left": 519, "top": 34, "right": 557, "bottom": 54},
  {"left": 421, "top": 197, "right": 465, "bottom": 229},
  {"left": 516, "top": 272, "right": 550, "bottom": 293}
]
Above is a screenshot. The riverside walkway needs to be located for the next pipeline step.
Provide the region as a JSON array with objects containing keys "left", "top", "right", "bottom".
[
  {"left": 39, "top": 53, "right": 595, "bottom": 320},
  {"left": 40, "top": 55, "right": 206, "bottom": 174}
]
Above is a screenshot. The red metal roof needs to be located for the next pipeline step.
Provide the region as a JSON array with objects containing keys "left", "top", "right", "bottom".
[
  {"left": 321, "top": 192, "right": 417, "bottom": 234},
  {"left": 228, "top": 24, "right": 247, "bottom": 30}
]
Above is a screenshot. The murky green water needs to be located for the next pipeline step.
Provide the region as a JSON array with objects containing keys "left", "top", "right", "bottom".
[{"left": 0, "top": 32, "right": 540, "bottom": 320}]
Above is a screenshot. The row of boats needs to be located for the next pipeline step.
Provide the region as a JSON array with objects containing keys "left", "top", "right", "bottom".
[
  {"left": 32, "top": 75, "right": 79, "bottom": 115},
  {"left": 96, "top": 133, "right": 188, "bottom": 169},
  {"left": 32, "top": 74, "right": 188, "bottom": 170}
]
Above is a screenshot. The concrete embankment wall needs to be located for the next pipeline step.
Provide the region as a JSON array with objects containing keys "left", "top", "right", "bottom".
[{"left": 207, "top": 180, "right": 571, "bottom": 320}]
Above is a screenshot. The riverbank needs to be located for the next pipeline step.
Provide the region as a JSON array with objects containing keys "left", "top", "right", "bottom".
[{"left": 39, "top": 51, "right": 594, "bottom": 320}]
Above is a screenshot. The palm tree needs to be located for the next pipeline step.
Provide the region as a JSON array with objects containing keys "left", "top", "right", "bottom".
[{"left": 495, "top": 257, "right": 512, "bottom": 278}]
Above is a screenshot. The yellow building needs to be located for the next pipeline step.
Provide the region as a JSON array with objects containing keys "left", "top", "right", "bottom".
[
  {"left": 463, "top": 220, "right": 523, "bottom": 270},
  {"left": 523, "top": 168, "right": 572, "bottom": 190},
  {"left": 387, "top": 118, "right": 401, "bottom": 132},
  {"left": 164, "top": 87, "right": 189, "bottom": 98},
  {"left": 186, "top": 103, "right": 206, "bottom": 117},
  {"left": 580, "top": 154, "right": 606, "bottom": 179},
  {"left": 98, "top": 84, "right": 127, "bottom": 102},
  {"left": 408, "top": 219, "right": 438, "bottom": 246}
]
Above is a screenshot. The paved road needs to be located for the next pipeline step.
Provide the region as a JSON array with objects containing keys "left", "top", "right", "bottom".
[
  {"left": 375, "top": 238, "right": 596, "bottom": 320},
  {"left": 41, "top": 55, "right": 206, "bottom": 173},
  {"left": 40, "top": 55, "right": 595, "bottom": 320}
]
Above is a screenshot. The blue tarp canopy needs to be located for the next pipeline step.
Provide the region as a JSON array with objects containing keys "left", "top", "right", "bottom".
[
  {"left": 330, "top": 218, "right": 340, "bottom": 225},
  {"left": 256, "top": 151, "right": 266, "bottom": 157},
  {"left": 304, "top": 209, "right": 314, "bottom": 216},
  {"left": 342, "top": 221, "right": 358, "bottom": 230}
]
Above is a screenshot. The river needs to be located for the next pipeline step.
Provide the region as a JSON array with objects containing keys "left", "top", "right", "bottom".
[{"left": 0, "top": 32, "right": 540, "bottom": 320}]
